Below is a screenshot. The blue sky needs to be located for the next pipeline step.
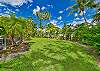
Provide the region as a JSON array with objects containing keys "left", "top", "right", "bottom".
[{"left": 0, "top": 0, "right": 98, "bottom": 27}]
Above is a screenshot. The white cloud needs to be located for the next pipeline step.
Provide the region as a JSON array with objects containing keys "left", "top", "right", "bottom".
[
  {"left": 83, "top": 11, "right": 86, "bottom": 14},
  {"left": 0, "top": 0, "right": 33, "bottom": 7},
  {"left": 66, "top": 8, "right": 69, "bottom": 11},
  {"left": 5, "top": 9, "right": 15, "bottom": 14},
  {"left": 59, "top": 11, "right": 63, "bottom": 14},
  {"left": 1, "top": 8, "right": 16, "bottom": 15},
  {"left": 33, "top": 6, "right": 47, "bottom": 15},
  {"left": 0, "top": 13, "right": 10, "bottom": 17},
  {"left": 47, "top": 4, "right": 53, "bottom": 8},
  {"left": 41, "top": 6, "right": 46, "bottom": 10},
  {"left": 4, "top": 11, "right": 10, "bottom": 14},
  {"left": 57, "top": 21, "right": 63, "bottom": 25},
  {"left": 29, "top": 4, "right": 32, "bottom": 7},
  {"left": 50, "top": 20, "right": 58, "bottom": 26},
  {"left": 36, "top": 6, "right": 40, "bottom": 11},
  {"left": 73, "top": 24, "right": 77, "bottom": 27},
  {"left": 72, "top": 21, "right": 77, "bottom": 24},
  {"left": 87, "top": 19, "right": 92, "bottom": 23},
  {"left": 48, "top": 5, "right": 51, "bottom": 7},
  {"left": 75, "top": 17, "right": 80, "bottom": 20},
  {"left": 33, "top": 6, "right": 40, "bottom": 15},
  {"left": 81, "top": 18, "right": 84, "bottom": 20},
  {"left": 70, "top": 18, "right": 93, "bottom": 25},
  {"left": 33, "top": 9, "right": 37, "bottom": 15},
  {"left": 75, "top": 13, "right": 78, "bottom": 17},
  {"left": 15, "top": 9, "right": 19, "bottom": 12},
  {"left": 95, "top": 0, "right": 100, "bottom": 3},
  {"left": 3, "top": 8, "right": 6, "bottom": 11},
  {"left": 27, "top": 4, "right": 32, "bottom": 8},
  {"left": 70, "top": 20, "right": 84, "bottom": 25},
  {"left": 0, "top": 3, "right": 6, "bottom": 7},
  {"left": 57, "top": 16, "right": 62, "bottom": 20}
]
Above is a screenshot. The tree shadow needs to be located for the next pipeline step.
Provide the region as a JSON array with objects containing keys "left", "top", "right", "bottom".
[{"left": 0, "top": 40, "right": 98, "bottom": 71}]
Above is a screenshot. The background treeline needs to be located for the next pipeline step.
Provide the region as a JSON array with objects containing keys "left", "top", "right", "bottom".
[
  {"left": 0, "top": 0, "right": 100, "bottom": 54},
  {"left": 0, "top": 15, "right": 100, "bottom": 50}
]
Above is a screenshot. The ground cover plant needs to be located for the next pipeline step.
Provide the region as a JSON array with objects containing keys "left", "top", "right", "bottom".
[{"left": 0, "top": 38, "right": 99, "bottom": 71}]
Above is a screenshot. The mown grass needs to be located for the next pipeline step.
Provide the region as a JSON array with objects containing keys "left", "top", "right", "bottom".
[{"left": 0, "top": 38, "right": 99, "bottom": 71}]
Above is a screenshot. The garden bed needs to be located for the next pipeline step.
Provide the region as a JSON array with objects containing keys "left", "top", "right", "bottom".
[{"left": 0, "top": 42, "right": 29, "bottom": 61}]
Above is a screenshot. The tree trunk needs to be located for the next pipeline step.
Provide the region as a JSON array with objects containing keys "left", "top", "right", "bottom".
[
  {"left": 82, "top": 11, "right": 88, "bottom": 24},
  {"left": 39, "top": 20, "right": 43, "bottom": 37},
  {"left": 8, "top": 34, "right": 14, "bottom": 45}
]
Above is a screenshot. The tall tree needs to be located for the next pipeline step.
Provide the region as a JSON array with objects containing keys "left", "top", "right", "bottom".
[
  {"left": 26, "top": 17, "right": 36, "bottom": 38},
  {"left": 46, "top": 23, "right": 57, "bottom": 38},
  {"left": 68, "top": 0, "right": 96, "bottom": 24},
  {"left": 62, "top": 23, "right": 67, "bottom": 39},
  {"left": 36, "top": 11, "right": 50, "bottom": 37}
]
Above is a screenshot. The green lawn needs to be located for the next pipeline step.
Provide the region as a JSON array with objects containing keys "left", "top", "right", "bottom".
[{"left": 0, "top": 38, "right": 99, "bottom": 71}]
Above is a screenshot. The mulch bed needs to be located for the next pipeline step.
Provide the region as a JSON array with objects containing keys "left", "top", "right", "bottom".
[{"left": 0, "top": 42, "right": 29, "bottom": 61}]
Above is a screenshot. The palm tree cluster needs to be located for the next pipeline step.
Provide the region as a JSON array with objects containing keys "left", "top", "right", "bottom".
[
  {"left": 0, "top": 15, "right": 36, "bottom": 45},
  {"left": 67, "top": 0, "right": 100, "bottom": 24},
  {"left": 0, "top": 0, "right": 100, "bottom": 54}
]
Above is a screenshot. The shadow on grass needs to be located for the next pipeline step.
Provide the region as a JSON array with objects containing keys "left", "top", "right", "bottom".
[
  {"left": 30, "top": 47, "right": 97, "bottom": 71},
  {"left": 0, "top": 40, "right": 98, "bottom": 71}
]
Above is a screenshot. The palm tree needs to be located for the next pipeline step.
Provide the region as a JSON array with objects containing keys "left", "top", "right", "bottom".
[
  {"left": 29, "top": 18, "right": 37, "bottom": 37},
  {"left": 55, "top": 27, "right": 60, "bottom": 39},
  {"left": 36, "top": 11, "right": 50, "bottom": 37},
  {"left": 62, "top": 23, "right": 73, "bottom": 40},
  {"left": 26, "top": 17, "right": 36, "bottom": 38},
  {"left": 0, "top": 26, "right": 6, "bottom": 36},
  {"left": 17, "top": 16, "right": 26, "bottom": 42},
  {"left": 62, "top": 23, "right": 67, "bottom": 39},
  {"left": 0, "top": 14, "right": 18, "bottom": 45},
  {"left": 17, "top": 16, "right": 35, "bottom": 41},
  {"left": 46, "top": 23, "right": 51, "bottom": 38},
  {"left": 87, "top": 0, "right": 100, "bottom": 23},
  {"left": 92, "top": 5, "right": 100, "bottom": 23},
  {"left": 46, "top": 23, "right": 56, "bottom": 38},
  {"left": 93, "top": 11, "right": 100, "bottom": 23},
  {"left": 68, "top": 0, "right": 96, "bottom": 24},
  {"left": 5, "top": 14, "right": 17, "bottom": 45}
]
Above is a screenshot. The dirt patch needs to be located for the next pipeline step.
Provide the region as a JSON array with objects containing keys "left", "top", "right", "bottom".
[{"left": 0, "top": 42, "right": 29, "bottom": 61}]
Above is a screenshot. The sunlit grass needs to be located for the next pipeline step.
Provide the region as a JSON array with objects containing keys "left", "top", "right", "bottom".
[{"left": 0, "top": 38, "right": 99, "bottom": 71}]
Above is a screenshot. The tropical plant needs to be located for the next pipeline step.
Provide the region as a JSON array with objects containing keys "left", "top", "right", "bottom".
[
  {"left": 0, "top": 26, "right": 6, "bottom": 36},
  {"left": 93, "top": 8, "right": 100, "bottom": 23},
  {"left": 36, "top": 11, "right": 50, "bottom": 37},
  {"left": 62, "top": 23, "right": 68, "bottom": 39},
  {"left": 68, "top": 0, "right": 96, "bottom": 24}
]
